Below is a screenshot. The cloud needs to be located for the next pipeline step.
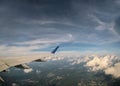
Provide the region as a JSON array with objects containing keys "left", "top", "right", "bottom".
[
  {"left": 36, "top": 70, "right": 41, "bottom": 74},
  {"left": 0, "top": 44, "right": 49, "bottom": 57},
  {"left": 90, "top": 14, "right": 119, "bottom": 36},
  {"left": 5, "top": 50, "right": 120, "bottom": 78},
  {"left": 87, "top": 14, "right": 120, "bottom": 44},
  {"left": 104, "top": 63, "right": 120, "bottom": 78},
  {"left": 47, "top": 72, "right": 55, "bottom": 78},
  {"left": 38, "top": 53, "right": 120, "bottom": 78},
  {"left": 24, "top": 68, "right": 33, "bottom": 73},
  {"left": 0, "top": 0, "right": 120, "bottom": 57},
  {"left": 81, "top": 54, "right": 120, "bottom": 78},
  {"left": 55, "top": 76, "right": 63, "bottom": 80},
  {"left": 0, "top": 0, "right": 119, "bottom": 45},
  {"left": 0, "top": 33, "right": 73, "bottom": 57},
  {"left": 85, "top": 55, "right": 119, "bottom": 71},
  {"left": 12, "top": 83, "right": 19, "bottom": 86},
  {"left": 55, "top": 53, "right": 120, "bottom": 78},
  {"left": 15, "top": 34, "right": 73, "bottom": 45},
  {"left": 114, "top": 0, "right": 120, "bottom": 5}
]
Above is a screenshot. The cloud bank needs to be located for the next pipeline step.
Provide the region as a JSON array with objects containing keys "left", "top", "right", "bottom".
[
  {"left": 46, "top": 53, "right": 120, "bottom": 78},
  {"left": 85, "top": 55, "right": 119, "bottom": 71}
]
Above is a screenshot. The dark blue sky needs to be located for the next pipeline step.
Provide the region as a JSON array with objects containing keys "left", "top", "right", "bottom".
[{"left": 0, "top": 0, "right": 120, "bottom": 57}]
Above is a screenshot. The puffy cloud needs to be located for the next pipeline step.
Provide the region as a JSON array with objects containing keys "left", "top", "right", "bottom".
[
  {"left": 24, "top": 53, "right": 120, "bottom": 78},
  {"left": 80, "top": 54, "right": 120, "bottom": 78},
  {"left": 36, "top": 70, "right": 41, "bottom": 74},
  {"left": 24, "top": 69, "right": 33, "bottom": 73},
  {"left": 67, "top": 55, "right": 91, "bottom": 65},
  {"left": 70, "top": 58, "right": 83, "bottom": 65},
  {"left": 56, "top": 53, "right": 120, "bottom": 78},
  {"left": 77, "top": 82, "right": 82, "bottom": 86},
  {"left": 47, "top": 73, "right": 55, "bottom": 78},
  {"left": 104, "top": 63, "right": 120, "bottom": 78},
  {"left": 55, "top": 76, "right": 63, "bottom": 80},
  {"left": 85, "top": 55, "right": 119, "bottom": 71},
  {"left": 46, "top": 53, "right": 120, "bottom": 78},
  {"left": 12, "top": 83, "right": 19, "bottom": 86}
]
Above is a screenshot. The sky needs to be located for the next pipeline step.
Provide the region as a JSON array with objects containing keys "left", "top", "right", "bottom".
[{"left": 0, "top": 0, "right": 120, "bottom": 57}]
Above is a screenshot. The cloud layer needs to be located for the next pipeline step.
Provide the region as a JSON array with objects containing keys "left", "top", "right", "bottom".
[
  {"left": 45, "top": 53, "right": 120, "bottom": 78},
  {"left": 0, "top": 0, "right": 120, "bottom": 56}
]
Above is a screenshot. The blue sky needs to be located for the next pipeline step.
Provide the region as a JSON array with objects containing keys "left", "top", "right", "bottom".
[{"left": 0, "top": 0, "right": 120, "bottom": 57}]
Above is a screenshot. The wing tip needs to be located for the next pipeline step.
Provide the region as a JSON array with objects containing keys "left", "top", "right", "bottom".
[{"left": 51, "top": 46, "right": 59, "bottom": 54}]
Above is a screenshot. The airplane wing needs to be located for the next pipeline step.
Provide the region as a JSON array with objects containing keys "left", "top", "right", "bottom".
[{"left": 0, "top": 46, "right": 59, "bottom": 81}]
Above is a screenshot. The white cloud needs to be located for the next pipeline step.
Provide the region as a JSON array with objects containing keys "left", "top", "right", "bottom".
[
  {"left": 1, "top": 47, "right": 120, "bottom": 78},
  {"left": 15, "top": 34, "right": 72, "bottom": 45},
  {"left": 0, "top": 33, "right": 74, "bottom": 57},
  {"left": 0, "top": 44, "right": 49, "bottom": 57},
  {"left": 55, "top": 76, "right": 63, "bottom": 80},
  {"left": 88, "top": 14, "right": 120, "bottom": 44},
  {"left": 91, "top": 14, "right": 119, "bottom": 36},
  {"left": 85, "top": 55, "right": 119, "bottom": 71},
  {"left": 47, "top": 72, "right": 55, "bottom": 78},
  {"left": 24, "top": 68, "right": 33, "bottom": 73},
  {"left": 16, "top": 18, "right": 83, "bottom": 29},
  {"left": 12, "top": 83, "right": 19, "bottom": 86},
  {"left": 36, "top": 70, "right": 41, "bottom": 74},
  {"left": 15, "top": 16, "right": 120, "bottom": 45},
  {"left": 77, "top": 82, "right": 82, "bottom": 86},
  {"left": 56, "top": 52, "right": 120, "bottom": 78},
  {"left": 105, "top": 62, "right": 120, "bottom": 78},
  {"left": 46, "top": 53, "right": 120, "bottom": 78}
]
